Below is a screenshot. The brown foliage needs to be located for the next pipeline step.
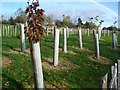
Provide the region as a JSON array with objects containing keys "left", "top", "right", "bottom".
[{"left": 24, "top": 0, "right": 45, "bottom": 43}]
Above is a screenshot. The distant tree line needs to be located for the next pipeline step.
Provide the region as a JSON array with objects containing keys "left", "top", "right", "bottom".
[
  {"left": 1, "top": 8, "right": 27, "bottom": 25},
  {"left": 0, "top": 8, "right": 119, "bottom": 31}
]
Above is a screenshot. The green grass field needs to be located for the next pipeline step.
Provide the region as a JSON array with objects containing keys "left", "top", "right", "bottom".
[{"left": 1, "top": 28, "right": 120, "bottom": 88}]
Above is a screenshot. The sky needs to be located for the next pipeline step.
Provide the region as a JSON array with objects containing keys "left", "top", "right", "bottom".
[{"left": 0, "top": 0, "right": 119, "bottom": 28}]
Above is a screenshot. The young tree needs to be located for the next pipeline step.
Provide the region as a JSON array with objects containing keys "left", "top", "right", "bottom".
[
  {"left": 46, "top": 15, "right": 53, "bottom": 26},
  {"left": 77, "top": 17, "right": 83, "bottom": 28},
  {"left": 55, "top": 20, "right": 63, "bottom": 27},
  {"left": 15, "top": 8, "right": 27, "bottom": 23},
  {"left": 24, "top": 0, "right": 45, "bottom": 89},
  {"left": 9, "top": 17, "right": 15, "bottom": 25}
]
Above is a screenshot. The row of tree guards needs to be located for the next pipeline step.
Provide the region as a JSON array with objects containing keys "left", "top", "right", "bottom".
[
  {"left": 47, "top": 26, "right": 112, "bottom": 37},
  {"left": 0, "top": 25, "right": 19, "bottom": 37},
  {"left": 1, "top": 24, "right": 115, "bottom": 37}
]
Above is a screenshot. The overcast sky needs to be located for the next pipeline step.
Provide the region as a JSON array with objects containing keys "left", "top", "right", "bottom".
[{"left": 0, "top": 0, "right": 119, "bottom": 27}]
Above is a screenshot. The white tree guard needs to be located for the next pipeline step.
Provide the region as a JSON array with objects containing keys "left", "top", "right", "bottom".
[
  {"left": 0, "top": 26, "right": 1, "bottom": 37},
  {"left": 95, "top": 34, "right": 100, "bottom": 59},
  {"left": 2, "top": 25, "right": 4, "bottom": 36},
  {"left": 31, "top": 41, "right": 44, "bottom": 89},
  {"left": 7, "top": 25, "right": 10, "bottom": 37},
  {"left": 63, "top": 28, "right": 67, "bottom": 53},
  {"left": 98, "top": 29, "right": 101, "bottom": 39},
  {"left": 112, "top": 33, "right": 117, "bottom": 49},
  {"left": 66, "top": 27, "right": 69, "bottom": 38},
  {"left": 78, "top": 28, "right": 83, "bottom": 49},
  {"left": 3, "top": 26, "right": 8, "bottom": 36},
  {"left": 14, "top": 27, "right": 17, "bottom": 37},
  {"left": 103, "top": 30, "right": 106, "bottom": 36},
  {"left": 53, "top": 29, "right": 60, "bottom": 66},
  {"left": 101, "top": 73, "right": 108, "bottom": 88},
  {"left": 107, "top": 30, "right": 109, "bottom": 36},
  {"left": 87, "top": 28, "right": 89, "bottom": 36},
  {"left": 20, "top": 24, "right": 25, "bottom": 52},
  {"left": 118, "top": 60, "right": 120, "bottom": 89},
  {"left": 52, "top": 26, "right": 55, "bottom": 38}
]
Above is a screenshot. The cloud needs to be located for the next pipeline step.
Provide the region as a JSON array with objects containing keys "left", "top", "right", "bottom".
[
  {"left": 45, "top": 8, "right": 81, "bottom": 20},
  {"left": 45, "top": 8, "right": 107, "bottom": 22},
  {"left": 79, "top": 9, "right": 106, "bottom": 21},
  {"left": 87, "top": 0, "right": 118, "bottom": 17}
]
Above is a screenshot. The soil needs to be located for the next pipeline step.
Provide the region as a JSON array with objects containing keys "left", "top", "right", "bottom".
[
  {"left": 1, "top": 56, "right": 12, "bottom": 67},
  {"left": 59, "top": 48, "right": 77, "bottom": 55},
  {"left": 7, "top": 48, "right": 79, "bottom": 71},
  {"left": 8, "top": 48, "right": 30, "bottom": 55},
  {"left": 42, "top": 57, "right": 79, "bottom": 71},
  {"left": 89, "top": 55, "right": 111, "bottom": 65},
  {"left": 72, "top": 46, "right": 92, "bottom": 52},
  {"left": 107, "top": 46, "right": 120, "bottom": 51}
]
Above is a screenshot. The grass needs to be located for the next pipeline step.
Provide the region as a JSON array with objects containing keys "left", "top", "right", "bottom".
[{"left": 1, "top": 28, "right": 120, "bottom": 89}]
